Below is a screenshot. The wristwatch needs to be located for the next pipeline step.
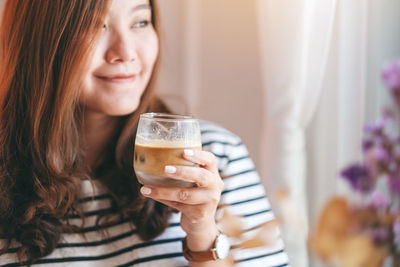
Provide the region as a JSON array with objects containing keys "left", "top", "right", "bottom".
[{"left": 182, "top": 232, "right": 231, "bottom": 262}]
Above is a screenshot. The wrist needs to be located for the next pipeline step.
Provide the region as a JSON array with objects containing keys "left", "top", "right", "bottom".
[
  {"left": 185, "top": 224, "right": 219, "bottom": 251},
  {"left": 183, "top": 230, "right": 231, "bottom": 263}
]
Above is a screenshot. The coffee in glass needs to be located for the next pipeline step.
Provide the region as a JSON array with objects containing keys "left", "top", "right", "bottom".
[{"left": 134, "top": 113, "right": 202, "bottom": 188}]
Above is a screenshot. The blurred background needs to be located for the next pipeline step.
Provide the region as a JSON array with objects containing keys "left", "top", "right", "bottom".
[
  {"left": 156, "top": 0, "right": 263, "bottom": 164},
  {"left": 156, "top": 0, "right": 400, "bottom": 266},
  {"left": 1, "top": 0, "right": 400, "bottom": 266}
]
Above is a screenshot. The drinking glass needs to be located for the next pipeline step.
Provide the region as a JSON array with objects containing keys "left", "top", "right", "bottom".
[{"left": 134, "top": 113, "right": 202, "bottom": 188}]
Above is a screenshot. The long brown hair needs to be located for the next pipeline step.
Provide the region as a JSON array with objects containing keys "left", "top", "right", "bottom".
[{"left": 0, "top": 0, "right": 171, "bottom": 265}]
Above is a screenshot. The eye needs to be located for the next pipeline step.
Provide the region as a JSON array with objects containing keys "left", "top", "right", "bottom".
[
  {"left": 132, "top": 20, "right": 150, "bottom": 29},
  {"left": 102, "top": 23, "right": 108, "bottom": 30}
]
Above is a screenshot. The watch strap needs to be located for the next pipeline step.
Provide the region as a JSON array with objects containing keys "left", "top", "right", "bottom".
[{"left": 182, "top": 235, "right": 219, "bottom": 262}]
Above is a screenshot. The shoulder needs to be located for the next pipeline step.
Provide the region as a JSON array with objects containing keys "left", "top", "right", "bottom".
[
  {"left": 199, "top": 120, "right": 245, "bottom": 161},
  {"left": 200, "top": 120, "right": 259, "bottom": 194},
  {"left": 199, "top": 120, "right": 251, "bottom": 176},
  {"left": 200, "top": 122, "right": 290, "bottom": 265},
  {"left": 200, "top": 121, "right": 262, "bottom": 203},
  {"left": 199, "top": 120, "right": 242, "bottom": 146}
]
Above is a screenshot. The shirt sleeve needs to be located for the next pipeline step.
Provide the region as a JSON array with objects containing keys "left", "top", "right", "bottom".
[{"left": 200, "top": 121, "right": 290, "bottom": 267}]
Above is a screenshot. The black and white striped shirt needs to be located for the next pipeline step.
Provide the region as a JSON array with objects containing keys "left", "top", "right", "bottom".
[{"left": 0, "top": 121, "right": 289, "bottom": 266}]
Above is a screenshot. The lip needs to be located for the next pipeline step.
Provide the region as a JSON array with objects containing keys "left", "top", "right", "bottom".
[{"left": 96, "top": 74, "right": 137, "bottom": 83}]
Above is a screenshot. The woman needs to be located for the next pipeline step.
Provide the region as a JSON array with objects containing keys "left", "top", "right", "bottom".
[{"left": 0, "top": 0, "right": 289, "bottom": 266}]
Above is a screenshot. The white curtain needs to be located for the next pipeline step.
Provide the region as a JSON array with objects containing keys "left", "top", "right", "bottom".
[
  {"left": 257, "top": 0, "right": 400, "bottom": 266},
  {"left": 308, "top": 1, "right": 400, "bottom": 266},
  {"left": 256, "top": 1, "right": 337, "bottom": 266}
]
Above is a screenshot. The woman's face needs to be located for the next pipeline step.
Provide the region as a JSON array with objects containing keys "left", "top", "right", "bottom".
[{"left": 80, "top": 0, "right": 158, "bottom": 116}]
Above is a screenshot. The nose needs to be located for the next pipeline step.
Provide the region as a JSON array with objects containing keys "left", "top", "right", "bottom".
[{"left": 105, "top": 33, "right": 137, "bottom": 63}]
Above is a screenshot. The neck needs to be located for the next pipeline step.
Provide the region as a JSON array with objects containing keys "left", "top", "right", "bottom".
[{"left": 81, "top": 111, "right": 121, "bottom": 169}]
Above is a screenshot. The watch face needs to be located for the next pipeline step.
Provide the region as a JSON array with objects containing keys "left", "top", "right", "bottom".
[{"left": 215, "top": 234, "right": 230, "bottom": 259}]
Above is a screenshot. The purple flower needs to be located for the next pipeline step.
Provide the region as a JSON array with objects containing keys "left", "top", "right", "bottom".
[
  {"left": 362, "top": 139, "right": 374, "bottom": 152},
  {"left": 382, "top": 107, "right": 395, "bottom": 121},
  {"left": 365, "top": 191, "right": 390, "bottom": 209},
  {"left": 368, "top": 147, "right": 390, "bottom": 164},
  {"left": 388, "top": 162, "right": 398, "bottom": 173},
  {"left": 394, "top": 217, "right": 400, "bottom": 235},
  {"left": 340, "top": 164, "right": 375, "bottom": 193},
  {"left": 393, "top": 217, "right": 400, "bottom": 251},
  {"left": 364, "top": 122, "right": 384, "bottom": 135},
  {"left": 373, "top": 136, "right": 385, "bottom": 148},
  {"left": 364, "top": 147, "right": 388, "bottom": 179},
  {"left": 388, "top": 174, "right": 400, "bottom": 195},
  {"left": 369, "top": 227, "right": 390, "bottom": 245},
  {"left": 382, "top": 59, "right": 400, "bottom": 110},
  {"left": 382, "top": 59, "right": 400, "bottom": 90}
]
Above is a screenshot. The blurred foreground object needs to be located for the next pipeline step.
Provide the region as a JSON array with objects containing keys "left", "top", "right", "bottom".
[
  {"left": 310, "top": 59, "right": 400, "bottom": 266},
  {"left": 219, "top": 207, "right": 280, "bottom": 249}
]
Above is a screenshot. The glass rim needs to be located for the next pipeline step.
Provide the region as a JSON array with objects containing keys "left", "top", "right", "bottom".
[{"left": 140, "top": 112, "right": 197, "bottom": 122}]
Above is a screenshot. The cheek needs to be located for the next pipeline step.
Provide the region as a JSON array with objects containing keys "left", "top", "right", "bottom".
[
  {"left": 141, "top": 33, "right": 159, "bottom": 70},
  {"left": 82, "top": 45, "right": 105, "bottom": 90}
]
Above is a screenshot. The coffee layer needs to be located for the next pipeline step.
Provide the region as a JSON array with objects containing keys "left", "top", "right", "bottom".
[{"left": 133, "top": 144, "right": 202, "bottom": 188}]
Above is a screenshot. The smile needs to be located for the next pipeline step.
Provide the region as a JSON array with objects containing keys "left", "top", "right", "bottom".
[{"left": 96, "top": 74, "right": 137, "bottom": 84}]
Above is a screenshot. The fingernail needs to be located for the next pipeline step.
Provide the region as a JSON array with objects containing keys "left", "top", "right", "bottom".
[
  {"left": 140, "top": 186, "right": 152, "bottom": 195},
  {"left": 165, "top": 165, "right": 177, "bottom": 173},
  {"left": 184, "top": 149, "right": 194, "bottom": 157}
]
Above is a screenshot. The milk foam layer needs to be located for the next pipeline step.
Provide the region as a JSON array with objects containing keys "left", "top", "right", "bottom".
[{"left": 135, "top": 135, "right": 201, "bottom": 147}]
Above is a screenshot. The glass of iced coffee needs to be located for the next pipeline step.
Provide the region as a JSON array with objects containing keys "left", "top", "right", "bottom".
[{"left": 134, "top": 113, "right": 202, "bottom": 188}]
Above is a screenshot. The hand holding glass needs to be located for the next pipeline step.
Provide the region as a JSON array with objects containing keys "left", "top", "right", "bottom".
[{"left": 134, "top": 113, "right": 202, "bottom": 188}]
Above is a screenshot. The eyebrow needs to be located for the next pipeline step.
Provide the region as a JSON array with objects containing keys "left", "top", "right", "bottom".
[{"left": 132, "top": 3, "right": 151, "bottom": 13}]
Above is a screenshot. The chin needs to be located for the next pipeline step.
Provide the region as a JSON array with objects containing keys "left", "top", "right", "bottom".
[
  {"left": 104, "top": 101, "right": 141, "bottom": 116},
  {"left": 80, "top": 93, "right": 143, "bottom": 117}
]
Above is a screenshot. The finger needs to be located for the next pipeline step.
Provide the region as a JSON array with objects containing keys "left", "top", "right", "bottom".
[
  {"left": 182, "top": 149, "right": 217, "bottom": 172},
  {"left": 140, "top": 186, "right": 220, "bottom": 206},
  {"left": 164, "top": 165, "right": 215, "bottom": 187},
  {"left": 154, "top": 200, "right": 211, "bottom": 224},
  {"left": 155, "top": 199, "right": 184, "bottom": 211}
]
